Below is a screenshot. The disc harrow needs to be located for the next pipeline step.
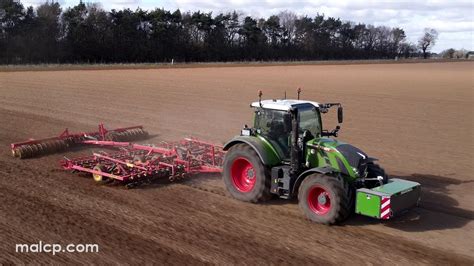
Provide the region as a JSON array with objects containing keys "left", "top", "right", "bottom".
[{"left": 10, "top": 123, "right": 148, "bottom": 159}]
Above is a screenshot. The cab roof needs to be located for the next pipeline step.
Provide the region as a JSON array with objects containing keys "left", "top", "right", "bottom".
[{"left": 250, "top": 99, "right": 320, "bottom": 111}]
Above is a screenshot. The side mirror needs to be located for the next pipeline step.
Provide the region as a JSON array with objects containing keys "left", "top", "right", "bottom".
[{"left": 337, "top": 106, "right": 343, "bottom": 123}]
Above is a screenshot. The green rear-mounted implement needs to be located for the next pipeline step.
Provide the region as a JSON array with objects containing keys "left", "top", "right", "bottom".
[{"left": 222, "top": 91, "right": 420, "bottom": 224}]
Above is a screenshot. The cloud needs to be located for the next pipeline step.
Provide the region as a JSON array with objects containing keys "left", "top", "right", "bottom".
[{"left": 22, "top": 0, "right": 473, "bottom": 52}]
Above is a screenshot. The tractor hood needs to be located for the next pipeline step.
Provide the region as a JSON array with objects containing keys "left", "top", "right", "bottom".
[{"left": 309, "top": 138, "right": 373, "bottom": 179}]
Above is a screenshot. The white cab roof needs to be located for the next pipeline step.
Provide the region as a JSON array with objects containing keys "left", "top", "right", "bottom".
[{"left": 251, "top": 99, "right": 320, "bottom": 111}]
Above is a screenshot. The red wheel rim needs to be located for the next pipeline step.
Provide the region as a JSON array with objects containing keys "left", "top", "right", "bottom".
[
  {"left": 307, "top": 185, "right": 331, "bottom": 215},
  {"left": 231, "top": 157, "right": 256, "bottom": 193}
]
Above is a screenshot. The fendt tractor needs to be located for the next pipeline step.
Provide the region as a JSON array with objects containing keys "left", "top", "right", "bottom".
[{"left": 222, "top": 91, "right": 421, "bottom": 224}]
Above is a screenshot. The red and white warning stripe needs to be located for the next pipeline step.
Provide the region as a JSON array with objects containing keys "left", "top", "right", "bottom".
[{"left": 380, "top": 197, "right": 391, "bottom": 219}]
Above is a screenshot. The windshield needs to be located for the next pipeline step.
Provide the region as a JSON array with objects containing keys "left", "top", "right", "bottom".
[{"left": 254, "top": 108, "right": 291, "bottom": 136}]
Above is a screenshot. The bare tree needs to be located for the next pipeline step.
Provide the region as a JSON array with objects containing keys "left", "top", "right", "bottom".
[
  {"left": 453, "top": 48, "right": 468, "bottom": 59},
  {"left": 399, "top": 42, "right": 418, "bottom": 58},
  {"left": 418, "top": 28, "right": 438, "bottom": 59},
  {"left": 440, "top": 48, "right": 455, "bottom": 59},
  {"left": 278, "top": 10, "right": 297, "bottom": 45}
]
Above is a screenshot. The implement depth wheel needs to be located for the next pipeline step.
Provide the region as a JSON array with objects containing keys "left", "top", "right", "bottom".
[
  {"left": 92, "top": 164, "right": 109, "bottom": 184},
  {"left": 223, "top": 144, "right": 271, "bottom": 203},
  {"left": 298, "top": 174, "right": 352, "bottom": 224}
]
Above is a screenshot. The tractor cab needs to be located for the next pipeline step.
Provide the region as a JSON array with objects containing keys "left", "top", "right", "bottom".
[{"left": 249, "top": 99, "right": 323, "bottom": 160}]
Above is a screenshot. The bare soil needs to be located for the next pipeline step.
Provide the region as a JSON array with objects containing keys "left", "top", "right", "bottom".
[{"left": 0, "top": 62, "right": 472, "bottom": 264}]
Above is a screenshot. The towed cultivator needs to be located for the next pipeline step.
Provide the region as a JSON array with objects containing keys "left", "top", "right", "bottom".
[{"left": 11, "top": 124, "right": 224, "bottom": 188}]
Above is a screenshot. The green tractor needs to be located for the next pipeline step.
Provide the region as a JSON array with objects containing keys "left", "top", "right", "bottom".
[{"left": 222, "top": 91, "right": 421, "bottom": 224}]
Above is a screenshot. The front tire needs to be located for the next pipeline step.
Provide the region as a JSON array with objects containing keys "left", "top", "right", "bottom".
[
  {"left": 298, "top": 174, "right": 352, "bottom": 224},
  {"left": 223, "top": 144, "right": 271, "bottom": 203}
]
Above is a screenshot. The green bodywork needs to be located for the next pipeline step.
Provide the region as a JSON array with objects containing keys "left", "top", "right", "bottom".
[
  {"left": 224, "top": 135, "right": 281, "bottom": 166},
  {"left": 356, "top": 191, "right": 382, "bottom": 218},
  {"left": 355, "top": 179, "right": 421, "bottom": 218},
  {"left": 255, "top": 135, "right": 281, "bottom": 165},
  {"left": 372, "top": 178, "right": 420, "bottom": 195},
  {"left": 304, "top": 137, "right": 360, "bottom": 181}
]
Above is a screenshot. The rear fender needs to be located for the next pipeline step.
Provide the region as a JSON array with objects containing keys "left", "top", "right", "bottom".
[{"left": 223, "top": 136, "right": 281, "bottom": 166}]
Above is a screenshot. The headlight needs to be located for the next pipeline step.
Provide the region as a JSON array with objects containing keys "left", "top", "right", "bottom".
[
  {"left": 352, "top": 167, "right": 359, "bottom": 176},
  {"left": 241, "top": 129, "right": 251, "bottom": 136}
]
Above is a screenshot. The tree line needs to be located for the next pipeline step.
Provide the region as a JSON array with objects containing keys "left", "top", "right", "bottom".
[
  {"left": 1, "top": 0, "right": 425, "bottom": 64},
  {"left": 439, "top": 48, "right": 470, "bottom": 59}
]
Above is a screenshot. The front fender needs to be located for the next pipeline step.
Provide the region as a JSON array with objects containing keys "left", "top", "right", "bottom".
[
  {"left": 223, "top": 136, "right": 281, "bottom": 166},
  {"left": 291, "top": 166, "right": 337, "bottom": 196}
]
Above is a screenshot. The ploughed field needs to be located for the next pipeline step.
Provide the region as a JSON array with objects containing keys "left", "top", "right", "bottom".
[{"left": 0, "top": 62, "right": 472, "bottom": 264}]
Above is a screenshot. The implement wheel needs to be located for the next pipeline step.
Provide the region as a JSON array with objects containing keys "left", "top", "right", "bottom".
[
  {"left": 222, "top": 144, "right": 271, "bottom": 203},
  {"left": 298, "top": 174, "right": 352, "bottom": 224},
  {"left": 92, "top": 164, "right": 109, "bottom": 184}
]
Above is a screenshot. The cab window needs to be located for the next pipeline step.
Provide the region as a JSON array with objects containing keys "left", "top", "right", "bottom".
[
  {"left": 298, "top": 106, "right": 321, "bottom": 137},
  {"left": 254, "top": 108, "right": 291, "bottom": 159}
]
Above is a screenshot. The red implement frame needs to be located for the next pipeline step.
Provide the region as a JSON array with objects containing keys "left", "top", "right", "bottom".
[{"left": 60, "top": 137, "right": 224, "bottom": 187}]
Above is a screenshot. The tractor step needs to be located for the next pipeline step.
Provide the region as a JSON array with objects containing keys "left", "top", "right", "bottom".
[
  {"left": 270, "top": 166, "right": 293, "bottom": 199},
  {"left": 355, "top": 178, "right": 421, "bottom": 220}
]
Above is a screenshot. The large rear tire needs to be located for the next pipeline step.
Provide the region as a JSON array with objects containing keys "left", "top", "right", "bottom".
[
  {"left": 223, "top": 144, "right": 271, "bottom": 203},
  {"left": 298, "top": 174, "right": 352, "bottom": 224}
]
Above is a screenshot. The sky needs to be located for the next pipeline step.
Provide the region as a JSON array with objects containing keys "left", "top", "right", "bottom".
[{"left": 23, "top": 0, "right": 474, "bottom": 53}]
